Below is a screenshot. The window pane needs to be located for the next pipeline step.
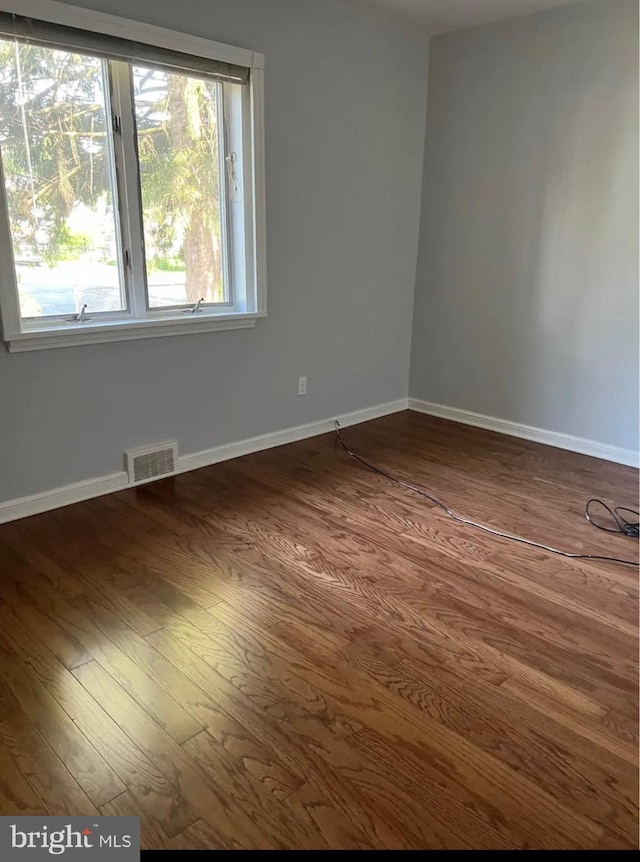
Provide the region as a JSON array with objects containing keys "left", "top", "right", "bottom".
[
  {"left": 0, "top": 40, "right": 125, "bottom": 318},
  {"left": 132, "top": 66, "right": 227, "bottom": 308}
]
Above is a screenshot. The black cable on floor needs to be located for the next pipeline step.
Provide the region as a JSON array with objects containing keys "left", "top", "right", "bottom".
[
  {"left": 334, "top": 422, "right": 638, "bottom": 568},
  {"left": 585, "top": 499, "right": 639, "bottom": 538}
]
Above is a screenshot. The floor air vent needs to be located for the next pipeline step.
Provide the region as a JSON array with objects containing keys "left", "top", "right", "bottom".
[{"left": 125, "top": 442, "right": 178, "bottom": 484}]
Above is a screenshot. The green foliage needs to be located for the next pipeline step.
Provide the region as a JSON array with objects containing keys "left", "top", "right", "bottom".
[
  {"left": 135, "top": 70, "right": 221, "bottom": 257},
  {"left": 0, "top": 40, "right": 222, "bottom": 296},
  {"left": 42, "top": 223, "right": 92, "bottom": 266},
  {"left": 147, "top": 256, "right": 185, "bottom": 273},
  {"left": 0, "top": 41, "right": 110, "bottom": 263}
]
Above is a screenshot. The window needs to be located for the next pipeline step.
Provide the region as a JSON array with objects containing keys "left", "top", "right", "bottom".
[{"left": 0, "top": 2, "right": 266, "bottom": 351}]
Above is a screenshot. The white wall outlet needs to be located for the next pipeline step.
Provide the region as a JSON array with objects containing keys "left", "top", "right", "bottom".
[{"left": 297, "top": 376, "right": 307, "bottom": 396}]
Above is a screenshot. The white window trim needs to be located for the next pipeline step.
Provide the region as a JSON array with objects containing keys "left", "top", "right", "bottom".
[{"left": 0, "top": 0, "right": 266, "bottom": 352}]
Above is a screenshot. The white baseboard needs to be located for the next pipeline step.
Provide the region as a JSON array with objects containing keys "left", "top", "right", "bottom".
[
  {"left": 0, "top": 398, "right": 409, "bottom": 525},
  {"left": 179, "top": 398, "right": 409, "bottom": 473},
  {"left": 0, "top": 472, "right": 129, "bottom": 526},
  {"left": 408, "top": 398, "right": 639, "bottom": 468}
]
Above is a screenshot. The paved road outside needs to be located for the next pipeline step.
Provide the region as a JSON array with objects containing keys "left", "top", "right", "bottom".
[{"left": 17, "top": 261, "right": 187, "bottom": 316}]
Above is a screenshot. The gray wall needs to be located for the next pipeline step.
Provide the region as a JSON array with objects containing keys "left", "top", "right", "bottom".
[
  {"left": 410, "top": 0, "right": 639, "bottom": 452},
  {"left": 0, "top": 0, "right": 429, "bottom": 502}
]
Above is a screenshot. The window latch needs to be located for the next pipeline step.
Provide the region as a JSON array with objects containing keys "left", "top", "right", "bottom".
[
  {"left": 183, "top": 298, "right": 206, "bottom": 314},
  {"left": 66, "top": 304, "right": 92, "bottom": 323},
  {"left": 225, "top": 152, "right": 241, "bottom": 201}
]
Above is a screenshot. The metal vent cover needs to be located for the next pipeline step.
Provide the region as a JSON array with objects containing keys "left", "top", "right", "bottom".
[{"left": 125, "top": 442, "right": 178, "bottom": 484}]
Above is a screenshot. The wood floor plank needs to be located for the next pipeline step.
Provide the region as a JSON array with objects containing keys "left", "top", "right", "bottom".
[
  {"left": 184, "top": 538, "right": 372, "bottom": 640},
  {"left": 72, "top": 660, "right": 285, "bottom": 849},
  {"left": 68, "top": 597, "right": 203, "bottom": 745},
  {"left": 340, "top": 644, "right": 637, "bottom": 844},
  {"left": 84, "top": 498, "right": 225, "bottom": 610},
  {"left": 159, "top": 484, "right": 626, "bottom": 732},
  {"left": 200, "top": 607, "right": 604, "bottom": 848},
  {"left": 89, "top": 606, "right": 303, "bottom": 797},
  {"left": 349, "top": 622, "right": 637, "bottom": 765},
  {"left": 0, "top": 711, "right": 99, "bottom": 816},
  {"left": 0, "top": 637, "right": 125, "bottom": 808},
  {"left": 0, "top": 411, "right": 636, "bottom": 848},
  {"left": 12, "top": 602, "right": 93, "bottom": 671},
  {"left": 52, "top": 666, "right": 195, "bottom": 838},
  {"left": 99, "top": 791, "right": 171, "bottom": 850},
  {"left": 250, "top": 428, "right": 634, "bottom": 605},
  {"left": 2, "top": 520, "right": 162, "bottom": 638},
  {"left": 184, "top": 722, "right": 303, "bottom": 802},
  {"left": 263, "top": 623, "right": 607, "bottom": 849},
  {"left": 182, "top": 729, "right": 321, "bottom": 848},
  {"left": 0, "top": 746, "right": 50, "bottom": 816},
  {"left": 168, "top": 818, "right": 232, "bottom": 850},
  {"left": 61, "top": 503, "right": 224, "bottom": 630},
  {"left": 144, "top": 627, "right": 411, "bottom": 848},
  {"left": 282, "top": 781, "right": 379, "bottom": 850},
  {"left": 0, "top": 608, "right": 190, "bottom": 833},
  {"left": 158, "top": 616, "right": 287, "bottom": 712},
  {"left": 265, "top": 696, "right": 480, "bottom": 849},
  {"left": 220, "top": 433, "right": 636, "bottom": 602},
  {"left": 4, "top": 590, "right": 202, "bottom": 746}
]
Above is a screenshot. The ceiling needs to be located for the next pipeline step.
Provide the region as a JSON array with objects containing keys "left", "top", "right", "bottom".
[{"left": 355, "top": 0, "right": 588, "bottom": 34}]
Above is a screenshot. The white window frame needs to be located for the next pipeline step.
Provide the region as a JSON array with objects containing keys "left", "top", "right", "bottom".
[{"left": 0, "top": 0, "right": 266, "bottom": 352}]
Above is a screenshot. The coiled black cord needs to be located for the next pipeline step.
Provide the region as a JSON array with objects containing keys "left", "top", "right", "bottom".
[
  {"left": 335, "top": 422, "right": 638, "bottom": 568},
  {"left": 585, "top": 499, "right": 639, "bottom": 538}
]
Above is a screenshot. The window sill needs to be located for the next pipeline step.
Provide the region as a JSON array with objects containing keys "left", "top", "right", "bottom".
[{"left": 4, "top": 311, "right": 263, "bottom": 352}]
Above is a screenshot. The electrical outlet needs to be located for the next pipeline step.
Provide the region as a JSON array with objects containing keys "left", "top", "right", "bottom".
[{"left": 297, "top": 376, "right": 307, "bottom": 396}]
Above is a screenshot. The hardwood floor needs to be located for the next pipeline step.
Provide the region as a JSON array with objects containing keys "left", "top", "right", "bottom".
[{"left": 0, "top": 410, "right": 637, "bottom": 849}]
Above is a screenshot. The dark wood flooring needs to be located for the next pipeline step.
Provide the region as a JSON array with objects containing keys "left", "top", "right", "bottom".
[{"left": 0, "top": 411, "right": 637, "bottom": 849}]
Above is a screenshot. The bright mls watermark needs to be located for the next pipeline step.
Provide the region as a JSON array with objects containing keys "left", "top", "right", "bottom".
[{"left": 0, "top": 817, "right": 139, "bottom": 861}]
